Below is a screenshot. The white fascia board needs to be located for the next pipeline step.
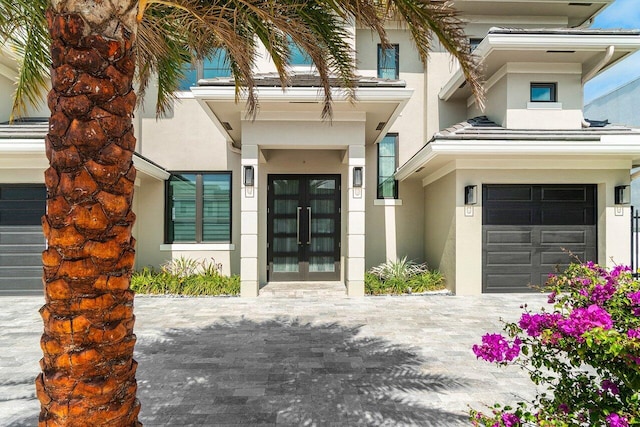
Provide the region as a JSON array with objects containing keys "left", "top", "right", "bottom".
[
  {"left": 484, "top": 32, "right": 640, "bottom": 51},
  {"left": 0, "top": 140, "right": 45, "bottom": 153},
  {"left": 191, "top": 85, "right": 414, "bottom": 103},
  {"left": 133, "top": 154, "right": 170, "bottom": 181}
]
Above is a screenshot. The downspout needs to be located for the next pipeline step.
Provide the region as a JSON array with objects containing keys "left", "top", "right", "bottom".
[{"left": 582, "top": 46, "right": 615, "bottom": 128}]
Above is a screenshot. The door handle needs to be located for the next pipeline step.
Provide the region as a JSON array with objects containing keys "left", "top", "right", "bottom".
[
  {"left": 307, "top": 207, "right": 312, "bottom": 245},
  {"left": 297, "top": 206, "right": 302, "bottom": 244}
]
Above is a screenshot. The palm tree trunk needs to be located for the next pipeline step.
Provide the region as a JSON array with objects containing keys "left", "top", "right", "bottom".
[{"left": 36, "top": 1, "right": 142, "bottom": 425}]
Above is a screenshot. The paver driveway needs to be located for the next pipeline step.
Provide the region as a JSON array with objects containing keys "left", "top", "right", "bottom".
[{"left": 0, "top": 293, "right": 548, "bottom": 426}]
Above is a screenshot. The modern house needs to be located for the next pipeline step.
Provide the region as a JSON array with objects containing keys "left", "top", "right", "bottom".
[{"left": 2, "top": 0, "right": 640, "bottom": 296}]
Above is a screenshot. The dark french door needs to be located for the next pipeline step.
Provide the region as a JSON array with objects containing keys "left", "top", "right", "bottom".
[{"left": 267, "top": 175, "right": 341, "bottom": 281}]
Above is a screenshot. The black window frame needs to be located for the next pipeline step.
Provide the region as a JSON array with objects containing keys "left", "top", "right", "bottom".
[
  {"left": 377, "top": 44, "right": 399, "bottom": 80},
  {"left": 530, "top": 82, "right": 557, "bottom": 103},
  {"left": 377, "top": 133, "right": 399, "bottom": 199},
  {"left": 165, "top": 171, "right": 233, "bottom": 244}
]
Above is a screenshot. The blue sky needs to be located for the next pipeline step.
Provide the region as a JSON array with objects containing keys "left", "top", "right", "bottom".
[{"left": 584, "top": 0, "right": 640, "bottom": 104}]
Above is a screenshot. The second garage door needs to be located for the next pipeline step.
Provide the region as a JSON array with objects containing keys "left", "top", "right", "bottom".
[
  {"left": 482, "top": 184, "right": 597, "bottom": 293},
  {"left": 0, "top": 184, "right": 46, "bottom": 294}
]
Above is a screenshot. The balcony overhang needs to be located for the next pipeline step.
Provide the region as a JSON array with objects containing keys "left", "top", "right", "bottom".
[
  {"left": 191, "top": 82, "right": 413, "bottom": 147},
  {"left": 440, "top": 28, "right": 640, "bottom": 102}
]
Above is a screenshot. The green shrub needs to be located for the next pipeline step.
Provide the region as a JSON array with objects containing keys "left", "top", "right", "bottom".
[
  {"left": 365, "top": 257, "right": 445, "bottom": 295},
  {"left": 131, "top": 258, "right": 240, "bottom": 296}
]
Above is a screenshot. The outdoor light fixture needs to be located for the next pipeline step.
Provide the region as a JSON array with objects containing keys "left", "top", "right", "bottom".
[
  {"left": 465, "top": 185, "right": 477, "bottom": 205},
  {"left": 353, "top": 167, "right": 363, "bottom": 188},
  {"left": 243, "top": 165, "right": 254, "bottom": 187},
  {"left": 615, "top": 185, "right": 630, "bottom": 205}
]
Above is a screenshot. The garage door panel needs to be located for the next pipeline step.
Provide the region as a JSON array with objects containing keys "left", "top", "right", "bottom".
[
  {"left": 483, "top": 184, "right": 596, "bottom": 293},
  {"left": 540, "top": 229, "right": 590, "bottom": 245},
  {"left": 0, "top": 185, "right": 46, "bottom": 294},
  {"left": 541, "top": 187, "right": 588, "bottom": 202},
  {"left": 485, "top": 229, "right": 532, "bottom": 245},
  {"left": 486, "top": 251, "right": 532, "bottom": 266},
  {"left": 485, "top": 209, "right": 534, "bottom": 225},
  {"left": 485, "top": 274, "right": 535, "bottom": 292},
  {"left": 485, "top": 186, "right": 532, "bottom": 201}
]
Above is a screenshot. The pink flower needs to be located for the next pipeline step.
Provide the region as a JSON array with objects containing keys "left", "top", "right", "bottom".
[
  {"left": 519, "top": 312, "right": 561, "bottom": 337},
  {"left": 601, "top": 379, "right": 620, "bottom": 396},
  {"left": 606, "top": 413, "right": 629, "bottom": 427},
  {"left": 473, "top": 334, "right": 521, "bottom": 363},
  {"left": 501, "top": 413, "right": 521, "bottom": 427},
  {"left": 557, "top": 305, "right": 613, "bottom": 340},
  {"left": 628, "top": 329, "right": 640, "bottom": 339},
  {"left": 628, "top": 291, "right": 640, "bottom": 306}
]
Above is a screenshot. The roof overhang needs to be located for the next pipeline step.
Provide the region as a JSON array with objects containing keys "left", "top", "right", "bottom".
[
  {"left": 190, "top": 85, "right": 414, "bottom": 146},
  {"left": 396, "top": 131, "right": 640, "bottom": 185},
  {"left": 453, "top": 0, "right": 613, "bottom": 28},
  {"left": 440, "top": 29, "right": 640, "bottom": 102}
]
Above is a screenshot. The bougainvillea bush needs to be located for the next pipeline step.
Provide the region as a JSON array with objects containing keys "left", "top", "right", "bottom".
[{"left": 470, "top": 262, "right": 640, "bottom": 426}]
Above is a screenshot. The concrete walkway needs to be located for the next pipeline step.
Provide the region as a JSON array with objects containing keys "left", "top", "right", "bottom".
[{"left": 0, "top": 292, "right": 548, "bottom": 426}]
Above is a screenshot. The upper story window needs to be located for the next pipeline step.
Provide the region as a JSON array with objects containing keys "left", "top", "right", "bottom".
[
  {"left": 377, "top": 134, "right": 399, "bottom": 199},
  {"left": 178, "top": 49, "right": 231, "bottom": 91},
  {"left": 378, "top": 44, "right": 399, "bottom": 80},
  {"left": 166, "top": 172, "right": 232, "bottom": 243},
  {"left": 289, "top": 40, "right": 313, "bottom": 67},
  {"left": 530, "top": 83, "right": 557, "bottom": 102}
]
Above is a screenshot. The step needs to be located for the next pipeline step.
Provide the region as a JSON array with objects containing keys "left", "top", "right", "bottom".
[{"left": 259, "top": 281, "right": 347, "bottom": 298}]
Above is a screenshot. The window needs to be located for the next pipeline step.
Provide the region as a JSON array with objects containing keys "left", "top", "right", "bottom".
[
  {"left": 469, "top": 38, "right": 483, "bottom": 52},
  {"left": 377, "top": 44, "right": 399, "bottom": 80},
  {"left": 530, "top": 83, "right": 557, "bottom": 102},
  {"left": 177, "top": 49, "right": 232, "bottom": 91},
  {"left": 377, "top": 134, "right": 398, "bottom": 199},
  {"left": 289, "top": 40, "right": 313, "bottom": 67},
  {"left": 166, "top": 172, "right": 232, "bottom": 243}
]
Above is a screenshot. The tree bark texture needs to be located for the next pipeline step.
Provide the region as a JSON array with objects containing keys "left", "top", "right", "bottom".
[{"left": 37, "top": 2, "right": 141, "bottom": 426}]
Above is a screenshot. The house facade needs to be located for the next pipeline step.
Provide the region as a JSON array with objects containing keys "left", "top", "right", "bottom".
[{"left": 2, "top": 0, "right": 640, "bottom": 296}]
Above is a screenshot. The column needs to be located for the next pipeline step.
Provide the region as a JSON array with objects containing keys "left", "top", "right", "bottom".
[
  {"left": 346, "top": 145, "right": 366, "bottom": 296},
  {"left": 240, "top": 145, "right": 259, "bottom": 297}
]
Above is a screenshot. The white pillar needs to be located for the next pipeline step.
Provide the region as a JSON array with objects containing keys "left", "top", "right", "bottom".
[
  {"left": 240, "top": 145, "right": 260, "bottom": 297},
  {"left": 346, "top": 145, "right": 366, "bottom": 296}
]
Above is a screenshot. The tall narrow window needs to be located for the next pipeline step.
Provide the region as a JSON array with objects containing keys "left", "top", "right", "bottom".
[
  {"left": 167, "top": 172, "right": 232, "bottom": 243},
  {"left": 377, "top": 134, "right": 398, "bottom": 199},
  {"left": 530, "top": 83, "right": 557, "bottom": 102},
  {"left": 377, "top": 44, "right": 399, "bottom": 80}
]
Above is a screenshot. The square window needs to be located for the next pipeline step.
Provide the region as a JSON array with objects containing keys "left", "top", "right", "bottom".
[
  {"left": 530, "top": 83, "right": 557, "bottom": 102},
  {"left": 377, "top": 44, "right": 399, "bottom": 80}
]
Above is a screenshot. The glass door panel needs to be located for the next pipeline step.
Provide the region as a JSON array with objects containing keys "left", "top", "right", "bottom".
[{"left": 268, "top": 175, "right": 341, "bottom": 281}]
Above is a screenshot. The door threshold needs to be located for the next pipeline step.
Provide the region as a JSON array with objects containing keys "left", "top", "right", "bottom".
[{"left": 259, "top": 281, "right": 346, "bottom": 298}]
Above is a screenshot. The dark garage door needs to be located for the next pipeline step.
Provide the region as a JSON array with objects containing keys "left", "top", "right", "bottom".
[
  {"left": 0, "top": 185, "right": 46, "bottom": 294},
  {"left": 483, "top": 184, "right": 597, "bottom": 293}
]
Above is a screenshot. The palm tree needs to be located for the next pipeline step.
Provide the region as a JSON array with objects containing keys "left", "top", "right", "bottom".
[{"left": 1, "top": 0, "right": 481, "bottom": 425}]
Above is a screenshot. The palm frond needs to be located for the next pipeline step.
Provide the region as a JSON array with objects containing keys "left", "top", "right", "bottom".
[{"left": 0, "top": 0, "right": 50, "bottom": 120}]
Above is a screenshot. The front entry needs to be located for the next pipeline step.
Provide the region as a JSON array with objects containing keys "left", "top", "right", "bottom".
[{"left": 268, "top": 175, "right": 341, "bottom": 281}]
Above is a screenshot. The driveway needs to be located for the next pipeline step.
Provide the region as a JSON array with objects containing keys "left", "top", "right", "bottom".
[{"left": 0, "top": 293, "right": 548, "bottom": 426}]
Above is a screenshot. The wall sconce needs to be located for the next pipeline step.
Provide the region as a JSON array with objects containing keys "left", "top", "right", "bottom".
[
  {"left": 615, "top": 185, "right": 630, "bottom": 205},
  {"left": 353, "top": 167, "right": 363, "bottom": 188},
  {"left": 465, "top": 185, "right": 477, "bottom": 205},
  {"left": 243, "top": 165, "right": 254, "bottom": 187}
]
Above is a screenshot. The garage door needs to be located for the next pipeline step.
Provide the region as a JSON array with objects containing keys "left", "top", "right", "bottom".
[
  {"left": 0, "top": 185, "right": 46, "bottom": 294},
  {"left": 483, "top": 184, "right": 597, "bottom": 293}
]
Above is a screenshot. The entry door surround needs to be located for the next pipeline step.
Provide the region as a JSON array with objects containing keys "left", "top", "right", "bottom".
[{"left": 267, "top": 174, "right": 341, "bottom": 281}]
